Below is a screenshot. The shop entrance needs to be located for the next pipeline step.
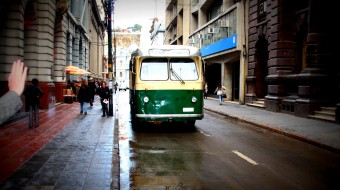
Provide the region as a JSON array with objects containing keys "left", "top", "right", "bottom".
[
  {"left": 206, "top": 63, "right": 221, "bottom": 97},
  {"left": 232, "top": 61, "right": 240, "bottom": 101}
]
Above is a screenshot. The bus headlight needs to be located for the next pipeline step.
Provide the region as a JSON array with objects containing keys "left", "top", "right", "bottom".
[
  {"left": 143, "top": 96, "right": 149, "bottom": 103},
  {"left": 191, "top": 96, "right": 197, "bottom": 103}
]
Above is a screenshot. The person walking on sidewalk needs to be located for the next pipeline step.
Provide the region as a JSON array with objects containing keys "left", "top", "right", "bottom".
[
  {"left": 24, "top": 78, "right": 44, "bottom": 128},
  {"left": 114, "top": 81, "right": 118, "bottom": 94},
  {"left": 214, "top": 83, "right": 226, "bottom": 105},
  {"left": 77, "top": 79, "right": 91, "bottom": 115},
  {"left": 203, "top": 82, "right": 208, "bottom": 99},
  {"left": 88, "top": 79, "right": 96, "bottom": 106},
  {"left": 99, "top": 81, "right": 110, "bottom": 117}
]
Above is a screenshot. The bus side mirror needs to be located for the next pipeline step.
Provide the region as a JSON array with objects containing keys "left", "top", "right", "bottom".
[
  {"left": 202, "top": 59, "right": 206, "bottom": 74},
  {"left": 130, "top": 57, "right": 136, "bottom": 74}
]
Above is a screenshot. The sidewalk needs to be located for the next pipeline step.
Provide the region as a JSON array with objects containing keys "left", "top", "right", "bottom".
[
  {"left": 204, "top": 98, "right": 340, "bottom": 154},
  {"left": 0, "top": 95, "right": 119, "bottom": 189}
]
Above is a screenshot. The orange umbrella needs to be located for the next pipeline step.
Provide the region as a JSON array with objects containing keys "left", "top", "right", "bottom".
[
  {"left": 65, "top": 65, "right": 80, "bottom": 72},
  {"left": 69, "top": 68, "right": 90, "bottom": 75}
]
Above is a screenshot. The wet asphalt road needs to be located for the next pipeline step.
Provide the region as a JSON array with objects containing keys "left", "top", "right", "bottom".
[{"left": 117, "top": 91, "right": 340, "bottom": 190}]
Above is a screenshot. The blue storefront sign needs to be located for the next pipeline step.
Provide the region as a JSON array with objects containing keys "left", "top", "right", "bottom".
[{"left": 201, "top": 34, "right": 237, "bottom": 57}]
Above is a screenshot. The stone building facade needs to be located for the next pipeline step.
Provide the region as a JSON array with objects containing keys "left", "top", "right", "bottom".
[
  {"left": 165, "top": 0, "right": 339, "bottom": 122},
  {"left": 166, "top": 0, "right": 249, "bottom": 104},
  {"left": 0, "top": 0, "right": 106, "bottom": 116},
  {"left": 246, "top": 0, "right": 339, "bottom": 121}
]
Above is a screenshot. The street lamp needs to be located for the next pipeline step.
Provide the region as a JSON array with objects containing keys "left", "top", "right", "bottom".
[{"left": 106, "top": 0, "right": 115, "bottom": 116}]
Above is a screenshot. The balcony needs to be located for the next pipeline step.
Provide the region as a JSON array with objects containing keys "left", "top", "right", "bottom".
[{"left": 188, "top": 5, "right": 238, "bottom": 56}]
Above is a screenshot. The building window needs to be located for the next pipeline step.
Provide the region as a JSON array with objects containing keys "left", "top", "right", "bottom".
[
  {"left": 207, "top": 0, "right": 223, "bottom": 21},
  {"left": 198, "top": 9, "right": 236, "bottom": 47}
]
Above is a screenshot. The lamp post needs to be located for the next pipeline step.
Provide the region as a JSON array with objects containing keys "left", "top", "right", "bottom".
[{"left": 106, "top": 0, "right": 115, "bottom": 116}]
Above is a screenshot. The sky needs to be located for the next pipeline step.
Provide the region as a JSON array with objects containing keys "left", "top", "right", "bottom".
[{"left": 113, "top": 0, "right": 166, "bottom": 46}]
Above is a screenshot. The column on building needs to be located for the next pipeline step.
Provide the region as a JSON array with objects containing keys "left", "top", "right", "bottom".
[
  {"left": 265, "top": 0, "right": 297, "bottom": 113},
  {"left": 247, "top": 0, "right": 296, "bottom": 113},
  {"left": 295, "top": 0, "right": 338, "bottom": 117},
  {"left": 65, "top": 32, "right": 73, "bottom": 83},
  {"left": 54, "top": 12, "right": 68, "bottom": 103},
  {"left": 24, "top": 0, "right": 56, "bottom": 109}
]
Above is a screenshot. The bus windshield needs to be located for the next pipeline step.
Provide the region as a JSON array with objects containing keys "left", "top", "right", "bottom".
[
  {"left": 170, "top": 58, "right": 198, "bottom": 81},
  {"left": 140, "top": 58, "right": 198, "bottom": 81},
  {"left": 140, "top": 58, "right": 168, "bottom": 80}
]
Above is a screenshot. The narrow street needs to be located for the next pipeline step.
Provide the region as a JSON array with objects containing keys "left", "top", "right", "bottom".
[{"left": 116, "top": 91, "right": 340, "bottom": 190}]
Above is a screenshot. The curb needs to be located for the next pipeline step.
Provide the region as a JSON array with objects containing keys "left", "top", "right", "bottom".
[
  {"left": 111, "top": 93, "right": 120, "bottom": 190},
  {"left": 111, "top": 117, "right": 120, "bottom": 189}
]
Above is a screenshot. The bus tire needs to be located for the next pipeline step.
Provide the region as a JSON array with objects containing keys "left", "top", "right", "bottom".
[
  {"left": 131, "top": 115, "right": 139, "bottom": 131},
  {"left": 185, "top": 120, "right": 196, "bottom": 131}
]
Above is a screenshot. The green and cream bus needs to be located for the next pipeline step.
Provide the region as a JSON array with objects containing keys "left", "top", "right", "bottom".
[{"left": 129, "top": 45, "right": 205, "bottom": 130}]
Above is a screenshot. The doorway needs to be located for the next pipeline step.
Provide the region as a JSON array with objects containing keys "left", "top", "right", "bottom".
[
  {"left": 254, "top": 35, "right": 268, "bottom": 98},
  {"left": 232, "top": 61, "right": 240, "bottom": 101},
  {"left": 206, "top": 63, "right": 221, "bottom": 96}
]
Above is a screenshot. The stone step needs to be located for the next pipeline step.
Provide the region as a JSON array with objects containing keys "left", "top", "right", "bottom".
[
  {"left": 246, "top": 103, "right": 265, "bottom": 108},
  {"left": 252, "top": 100, "right": 265, "bottom": 105},
  {"left": 320, "top": 107, "right": 336, "bottom": 111},
  {"left": 308, "top": 114, "right": 335, "bottom": 122},
  {"left": 314, "top": 110, "right": 336, "bottom": 117},
  {"left": 308, "top": 106, "right": 336, "bottom": 122}
]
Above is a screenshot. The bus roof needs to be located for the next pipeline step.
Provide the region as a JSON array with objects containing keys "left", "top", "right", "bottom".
[{"left": 131, "top": 45, "right": 201, "bottom": 57}]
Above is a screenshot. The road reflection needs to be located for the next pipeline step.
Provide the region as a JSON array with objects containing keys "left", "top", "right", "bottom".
[{"left": 117, "top": 91, "right": 204, "bottom": 189}]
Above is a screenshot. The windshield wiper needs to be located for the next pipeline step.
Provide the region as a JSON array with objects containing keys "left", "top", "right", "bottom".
[{"left": 170, "top": 68, "right": 185, "bottom": 84}]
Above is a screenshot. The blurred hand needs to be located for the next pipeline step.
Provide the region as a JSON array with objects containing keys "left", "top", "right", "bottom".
[{"left": 8, "top": 59, "right": 28, "bottom": 96}]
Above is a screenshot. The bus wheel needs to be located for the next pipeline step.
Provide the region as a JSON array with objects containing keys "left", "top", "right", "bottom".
[
  {"left": 131, "top": 116, "right": 139, "bottom": 131},
  {"left": 185, "top": 120, "right": 196, "bottom": 131}
]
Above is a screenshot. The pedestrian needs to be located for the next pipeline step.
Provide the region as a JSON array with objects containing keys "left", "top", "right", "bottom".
[
  {"left": 77, "top": 79, "right": 91, "bottom": 115},
  {"left": 88, "top": 79, "right": 96, "bottom": 106},
  {"left": 24, "top": 78, "right": 44, "bottom": 128},
  {"left": 204, "top": 82, "right": 208, "bottom": 99},
  {"left": 95, "top": 80, "right": 101, "bottom": 95},
  {"left": 98, "top": 81, "right": 110, "bottom": 117},
  {"left": 214, "top": 83, "right": 226, "bottom": 105},
  {"left": 70, "top": 81, "right": 77, "bottom": 96},
  {"left": 0, "top": 60, "right": 28, "bottom": 125},
  {"left": 114, "top": 81, "right": 118, "bottom": 94}
]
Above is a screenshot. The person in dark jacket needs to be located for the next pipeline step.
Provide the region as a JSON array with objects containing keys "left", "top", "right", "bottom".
[
  {"left": 24, "top": 78, "right": 44, "bottom": 128},
  {"left": 88, "top": 79, "right": 96, "bottom": 106},
  {"left": 114, "top": 81, "right": 118, "bottom": 94},
  {"left": 95, "top": 80, "right": 101, "bottom": 95},
  {"left": 98, "top": 81, "right": 110, "bottom": 117},
  {"left": 77, "top": 79, "right": 91, "bottom": 115}
]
